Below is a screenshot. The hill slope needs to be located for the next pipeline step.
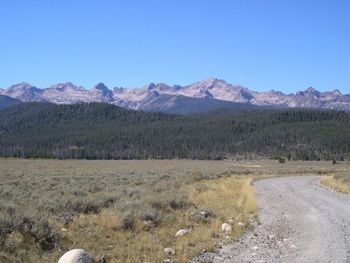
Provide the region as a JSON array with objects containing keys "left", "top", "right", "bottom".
[
  {"left": 0, "top": 103, "right": 349, "bottom": 160},
  {"left": 0, "top": 95, "right": 22, "bottom": 110}
]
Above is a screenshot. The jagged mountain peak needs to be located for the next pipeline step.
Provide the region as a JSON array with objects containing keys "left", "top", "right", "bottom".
[
  {"left": 48, "top": 82, "right": 84, "bottom": 91},
  {"left": 90, "top": 83, "right": 113, "bottom": 101},
  {"left": 93, "top": 83, "right": 109, "bottom": 91},
  {"left": 113, "top": 87, "right": 124, "bottom": 93},
  {"left": 296, "top": 87, "right": 320, "bottom": 98},
  {"left": 143, "top": 82, "right": 171, "bottom": 90},
  {"left": 192, "top": 77, "right": 227, "bottom": 87},
  {"left": 147, "top": 83, "right": 157, "bottom": 90},
  {"left": 268, "top": 89, "right": 285, "bottom": 95},
  {"left": 1, "top": 79, "right": 349, "bottom": 112},
  {"left": 305, "top": 87, "right": 320, "bottom": 95},
  {"left": 332, "top": 89, "right": 342, "bottom": 96},
  {"left": 305, "top": 87, "right": 318, "bottom": 92},
  {"left": 3, "top": 82, "right": 42, "bottom": 102},
  {"left": 172, "top": 84, "right": 183, "bottom": 90},
  {"left": 8, "top": 82, "right": 37, "bottom": 90}
]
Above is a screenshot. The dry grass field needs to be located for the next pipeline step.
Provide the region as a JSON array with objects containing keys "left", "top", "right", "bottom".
[
  {"left": 0, "top": 159, "right": 348, "bottom": 262},
  {"left": 321, "top": 170, "right": 350, "bottom": 194}
]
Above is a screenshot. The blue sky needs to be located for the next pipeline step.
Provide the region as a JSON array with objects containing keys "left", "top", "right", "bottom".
[{"left": 1, "top": 0, "right": 349, "bottom": 93}]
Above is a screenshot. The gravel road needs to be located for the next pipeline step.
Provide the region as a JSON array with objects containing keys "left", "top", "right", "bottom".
[{"left": 191, "top": 176, "right": 350, "bottom": 263}]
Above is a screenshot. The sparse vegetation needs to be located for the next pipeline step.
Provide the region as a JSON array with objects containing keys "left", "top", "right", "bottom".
[
  {"left": 321, "top": 171, "right": 350, "bottom": 193},
  {"left": 278, "top": 157, "right": 286, "bottom": 163},
  {"left": 0, "top": 159, "right": 348, "bottom": 262}
]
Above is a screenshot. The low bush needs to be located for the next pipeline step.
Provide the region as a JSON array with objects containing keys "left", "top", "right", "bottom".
[
  {"left": 65, "top": 200, "right": 100, "bottom": 215},
  {"left": 278, "top": 157, "right": 286, "bottom": 163},
  {"left": 140, "top": 212, "right": 157, "bottom": 222},
  {"left": 0, "top": 159, "right": 345, "bottom": 262},
  {"left": 1, "top": 215, "right": 58, "bottom": 251},
  {"left": 121, "top": 216, "right": 135, "bottom": 230}
]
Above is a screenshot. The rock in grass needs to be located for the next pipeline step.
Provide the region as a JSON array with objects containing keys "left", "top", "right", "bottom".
[
  {"left": 175, "top": 229, "right": 189, "bottom": 237},
  {"left": 200, "top": 211, "right": 211, "bottom": 218},
  {"left": 58, "top": 249, "right": 95, "bottom": 263},
  {"left": 221, "top": 223, "right": 232, "bottom": 233},
  {"left": 164, "top": 247, "right": 175, "bottom": 256},
  {"left": 142, "top": 220, "right": 154, "bottom": 231},
  {"left": 237, "top": 221, "right": 245, "bottom": 227}
]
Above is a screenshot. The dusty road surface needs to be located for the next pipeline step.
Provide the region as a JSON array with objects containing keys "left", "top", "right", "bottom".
[{"left": 191, "top": 176, "right": 350, "bottom": 263}]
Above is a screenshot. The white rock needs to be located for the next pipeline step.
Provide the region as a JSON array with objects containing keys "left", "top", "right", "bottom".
[
  {"left": 237, "top": 221, "right": 245, "bottom": 227},
  {"left": 164, "top": 247, "right": 175, "bottom": 256},
  {"left": 175, "top": 229, "right": 189, "bottom": 237},
  {"left": 221, "top": 223, "right": 232, "bottom": 233},
  {"left": 228, "top": 219, "right": 235, "bottom": 224},
  {"left": 58, "top": 249, "right": 95, "bottom": 263},
  {"left": 200, "top": 211, "right": 209, "bottom": 218},
  {"left": 268, "top": 234, "right": 275, "bottom": 239},
  {"left": 143, "top": 220, "right": 153, "bottom": 226}
]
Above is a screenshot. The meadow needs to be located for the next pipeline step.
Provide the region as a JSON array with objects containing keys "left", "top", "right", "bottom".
[
  {"left": 0, "top": 159, "right": 348, "bottom": 263},
  {"left": 321, "top": 168, "right": 350, "bottom": 193}
]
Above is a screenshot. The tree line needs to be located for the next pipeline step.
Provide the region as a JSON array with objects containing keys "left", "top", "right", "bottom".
[{"left": 0, "top": 102, "right": 349, "bottom": 160}]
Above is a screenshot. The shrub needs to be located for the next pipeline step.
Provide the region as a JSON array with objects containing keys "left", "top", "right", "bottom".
[
  {"left": 151, "top": 201, "right": 165, "bottom": 210},
  {"left": 102, "top": 196, "right": 118, "bottom": 208},
  {"left": 12, "top": 216, "right": 58, "bottom": 251},
  {"left": 191, "top": 209, "right": 214, "bottom": 223},
  {"left": 0, "top": 203, "right": 16, "bottom": 216},
  {"left": 65, "top": 200, "right": 100, "bottom": 214},
  {"left": 278, "top": 157, "right": 286, "bottom": 163},
  {"left": 168, "top": 199, "right": 187, "bottom": 210},
  {"left": 121, "top": 216, "right": 135, "bottom": 230},
  {"left": 140, "top": 212, "right": 157, "bottom": 222},
  {"left": 0, "top": 218, "right": 13, "bottom": 245},
  {"left": 30, "top": 219, "right": 58, "bottom": 251}
]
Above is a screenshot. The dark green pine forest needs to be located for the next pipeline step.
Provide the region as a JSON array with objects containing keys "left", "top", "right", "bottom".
[{"left": 0, "top": 102, "right": 349, "bottom": 160}]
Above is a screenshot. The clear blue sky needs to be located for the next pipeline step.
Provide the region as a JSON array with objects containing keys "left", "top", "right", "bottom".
[{"left": 1, "top": 0, "right": 349, "bottom": 93}]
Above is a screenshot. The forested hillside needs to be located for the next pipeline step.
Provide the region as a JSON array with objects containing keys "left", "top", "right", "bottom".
[
  {"left": 0, "top": 95, "right": 21, "bottom": 110},
  {"left": 0, "top": 102, "right": 349, "bottom": 160}
]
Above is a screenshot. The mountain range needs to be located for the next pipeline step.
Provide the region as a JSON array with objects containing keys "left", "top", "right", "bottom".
[{"left": 1, "top": 78, "right": 349, "bottom": 113}]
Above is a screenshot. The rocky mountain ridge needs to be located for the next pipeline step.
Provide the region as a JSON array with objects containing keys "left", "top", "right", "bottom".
[{"left": 1, "top": 78, "right": 349, "bottom": 112}]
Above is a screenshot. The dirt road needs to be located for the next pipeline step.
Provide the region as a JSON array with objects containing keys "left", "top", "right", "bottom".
[{"left": 191, "top": 176, "right": 350, "bottom": 263}]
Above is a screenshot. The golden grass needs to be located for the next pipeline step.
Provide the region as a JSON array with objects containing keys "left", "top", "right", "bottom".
[
  {"left": 1, "top": 159, "right": 349, "bottom": 262},
  {"left": 55, "top": 176, "right": 257, "bottom": 263},
  {"left": 321, "top": 175, "right": 350, "bottom": 194}
]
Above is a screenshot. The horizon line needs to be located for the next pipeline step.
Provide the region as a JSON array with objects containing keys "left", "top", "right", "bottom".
[{"left": 0, "top": 78, "right": 347, "bottom": 95}]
